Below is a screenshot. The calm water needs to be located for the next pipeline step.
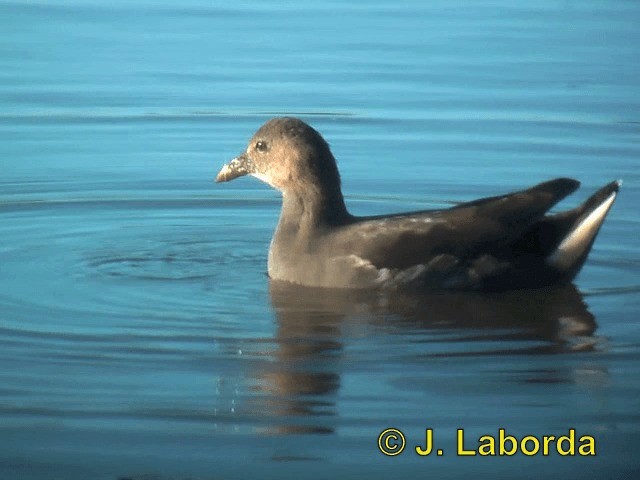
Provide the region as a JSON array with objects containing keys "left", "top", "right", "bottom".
[{"left": 1, "top": 1, "right": 639, "bottom": 479}]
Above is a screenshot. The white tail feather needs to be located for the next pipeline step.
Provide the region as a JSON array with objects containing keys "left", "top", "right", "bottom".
[{"left": 547, "top": 192, "right": 617, "bottom": 271}]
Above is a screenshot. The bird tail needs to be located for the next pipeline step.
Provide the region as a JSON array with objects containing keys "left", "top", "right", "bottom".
[{"left": 545, "top": 180, "right": 620, "bottom": 279}]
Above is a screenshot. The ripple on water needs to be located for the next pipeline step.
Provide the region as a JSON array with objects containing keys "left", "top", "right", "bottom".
[
  {"left": 0, "top": 191, "right": 276, "bottom": 438},
  {"left": 0, "top": 195, "right": 275, "bottom": 336},
  {"left": 86, "top": 236, "right": 262, "bottom": 282}
]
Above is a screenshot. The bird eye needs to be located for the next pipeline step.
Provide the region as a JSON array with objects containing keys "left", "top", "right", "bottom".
[{"left": 255, "top": 141, "right": 269, "bottom": 152}]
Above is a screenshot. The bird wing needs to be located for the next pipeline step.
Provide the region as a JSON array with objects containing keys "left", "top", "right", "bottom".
[{"left": 340, "top": 178, "right": 581, "bottom": 270}]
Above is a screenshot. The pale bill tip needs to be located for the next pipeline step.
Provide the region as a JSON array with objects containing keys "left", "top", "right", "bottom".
[{"left": 215, "top": 164, "right": 232, "bottom": 183}]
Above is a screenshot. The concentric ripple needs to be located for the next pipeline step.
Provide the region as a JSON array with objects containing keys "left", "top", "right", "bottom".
[{"left": 0, "top": 191, "right": 277, "bottom": 330}]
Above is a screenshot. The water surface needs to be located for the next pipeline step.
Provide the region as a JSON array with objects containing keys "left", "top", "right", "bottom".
[{"left": 1, "top": 1, "right": 639, "bottom": 479}]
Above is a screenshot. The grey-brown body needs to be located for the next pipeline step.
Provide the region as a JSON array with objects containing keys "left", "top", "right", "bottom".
[{"left": 216, "top": 117, "right": 620, "bottom": 290}]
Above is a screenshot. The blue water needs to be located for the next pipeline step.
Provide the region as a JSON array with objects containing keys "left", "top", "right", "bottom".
[{"left": 1, "top": 1, "right": 639, "bottom": 479}]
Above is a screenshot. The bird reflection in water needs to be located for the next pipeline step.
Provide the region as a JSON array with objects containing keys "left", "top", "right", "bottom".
[{"left": 251, "top": 282, "right": 598, "bottom": 435}]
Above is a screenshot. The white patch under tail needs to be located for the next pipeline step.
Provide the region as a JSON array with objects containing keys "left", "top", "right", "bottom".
[{"left": 546, "top": 191, "right": 617, "bottom": 271}]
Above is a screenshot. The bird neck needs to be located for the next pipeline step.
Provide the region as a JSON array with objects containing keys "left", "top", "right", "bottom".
[{"left": 279, "top": 185, "right": 350, "bottom": 233}]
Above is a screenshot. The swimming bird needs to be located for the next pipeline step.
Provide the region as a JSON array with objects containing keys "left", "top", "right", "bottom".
[{"left": 216, "top": 117, "right": 620, "bottom": 290}]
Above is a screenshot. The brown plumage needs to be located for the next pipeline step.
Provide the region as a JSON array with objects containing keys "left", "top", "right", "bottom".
[{"left": 216, "top": 117, "right": 620, "bottom": 290}]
